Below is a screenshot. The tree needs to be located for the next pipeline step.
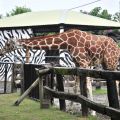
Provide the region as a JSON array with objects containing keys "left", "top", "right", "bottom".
[
  {"left": 89, "top": 7, "right": 112, "bottom": 20},
  {"left": 89, "top": 7, "right": 101, "bottom": 17},
  {"left": 6, "top": 6, "right": 31, "bottom": 17},
  {"left": 80, "top": 10, "right": 89, "bottom": 14},
  {"left": 80, "top": 7, "right": 112, "bottom": 20},
  {"left": 113, "top": 12, "right": 120, "bottom": 22},
  {"left": 99, "top": 9, "right": 112, "bottom": 20},
  {"left": 80, "top": 7, "right": 113, "bottom": 34}
]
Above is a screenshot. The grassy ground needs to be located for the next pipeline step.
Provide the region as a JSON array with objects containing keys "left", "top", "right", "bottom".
[
  {"left": 0, "top": 93, "right": 97, "bottom": 120},
  {"left": 93, "top": 88, "right": 107, "bottom": 95}
]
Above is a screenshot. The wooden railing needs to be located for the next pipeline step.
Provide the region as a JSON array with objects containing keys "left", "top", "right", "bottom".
[
  {"left": 14, "top": 66, "right": 120, "bottom": 120},
  {"left": 37, "top": 67, "right": 120, "bottom": 120}
]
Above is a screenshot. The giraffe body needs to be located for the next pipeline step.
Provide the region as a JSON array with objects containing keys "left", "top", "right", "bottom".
[{"left": 18, "top": 29, "right": 120, "bottom": 70}]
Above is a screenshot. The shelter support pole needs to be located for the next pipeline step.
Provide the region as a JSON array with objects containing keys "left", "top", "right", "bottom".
[{"left": 59, "top": 25, "right": 64, "bottom": 33}]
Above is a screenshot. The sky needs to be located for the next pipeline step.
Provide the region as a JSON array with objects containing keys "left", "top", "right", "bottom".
[{"left": 0, "top": 0, "right": 120, "bottom": 16}]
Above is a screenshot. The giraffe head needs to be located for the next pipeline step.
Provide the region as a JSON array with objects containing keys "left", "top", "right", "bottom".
[
  {"left": 0, "top": 39, "right": 17, "bottom": 56},
  {"left": 6, "top": 39, "right": 17, "bottom": 50}
]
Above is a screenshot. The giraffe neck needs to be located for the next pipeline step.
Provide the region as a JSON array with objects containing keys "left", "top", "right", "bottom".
[{"left": 19, "top": 29, "right": 78, "bottom": 51}]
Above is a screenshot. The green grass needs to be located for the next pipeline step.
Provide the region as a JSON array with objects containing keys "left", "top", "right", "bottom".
[
  {"left": 0, "top": 93, "right": 97, "bottom": 120},
  {"left": 93, "top": 89, "right": 107, "bottom": 95}
]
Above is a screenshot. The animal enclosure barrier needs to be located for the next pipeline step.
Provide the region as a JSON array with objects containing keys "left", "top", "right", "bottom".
[
  {"left": 35, "top": 67, "right": 120, "bottom": 120},
  {"left": 23, "top": 64, "right": 45, "bottom": 99}
]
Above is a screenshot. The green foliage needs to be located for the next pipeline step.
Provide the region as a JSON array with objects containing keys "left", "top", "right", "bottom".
[
  {"left": 1, "top": 5, "right": 119, "bottom": 22},
  {"left": 80, "top": 10, "right": 89, "bottom": 14},
  {"left": 81, "top": 7, "right": 119, "bottom": 21},
  {"left": 35, "top": 32, "right": 55, "bottom": 37},
  {"left": 93, "top": 89, "right": 107, "bottom": 95},
  {"left": 0, "top": 93, "right": 77, "bottom": 120},
  {"left": 6, "top": 6, "right": 31, "bottom": 17},
  {"left": 89, "top": 7, "right": 112, "bottom": 20},
  {"left": 89, "top": 7, "right": 101, "bottom": 17},
  {"left": 0, "top": 93, "right": 98, "bottom": 120},
  {"left": 99, "top": 9, "right": 112, "bottom": 20},
  {"left": 118, "top": 42, "right": 120, "bottom": 47},
  {"left": 113, "top": 12, "right": 120, "bottom": 22}
]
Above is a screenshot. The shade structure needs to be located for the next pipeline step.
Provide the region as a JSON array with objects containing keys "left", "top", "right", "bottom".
[{"left": 0, "top": 10, "right": 120, "bottom": 30}]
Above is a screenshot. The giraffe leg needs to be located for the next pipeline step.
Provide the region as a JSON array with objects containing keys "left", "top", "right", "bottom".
[
  {"left": 86, "top": 77, "right": 96, "bottom": 116},
  {"left": 77, "top": 53, "right": 97, "bottom": 115},
  {"left": 103, "top": 55, "right": 119, "bottom": 97},
  {"left": 116, "top": 81, "right": 119, "bottom": 96}
]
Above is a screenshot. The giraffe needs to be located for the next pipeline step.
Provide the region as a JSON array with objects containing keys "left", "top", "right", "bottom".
[
  {"left": 15, "top": 29, "right": 119, "bottom": 70},
  {"left": 5, "top": 29, "right": 120, "bottom": 115}
]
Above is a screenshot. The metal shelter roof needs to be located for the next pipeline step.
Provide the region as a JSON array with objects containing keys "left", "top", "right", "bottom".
[{"left": 0, "top": 10, "right": 120, "bottom": 29}]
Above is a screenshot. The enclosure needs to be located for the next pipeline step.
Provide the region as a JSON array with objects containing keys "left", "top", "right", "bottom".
[{"left": 0, "top": 10, "right": 120, "bottom": 120}]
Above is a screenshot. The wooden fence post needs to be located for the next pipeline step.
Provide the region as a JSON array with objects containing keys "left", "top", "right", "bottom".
[
  {"left": 56, "top": 74, "right": 66, "bottom": 111},
  {"left": 106, "top": 79, "right": 120, "bottom": 120},
  {"left": 39, "top": 75, "right": 43, "bottom": 108},
  {"left": 79, "top": 75, "right": 88, "bottom": 117},
  {"left": 39, "top": 75, "right": 50, "bottom": 109},
  {"left": 38, "top": 70, "right": 50, "bottom": 109}
]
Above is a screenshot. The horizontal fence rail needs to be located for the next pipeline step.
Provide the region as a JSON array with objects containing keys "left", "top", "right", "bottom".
[
  {"left": 44, "top": 86, "right": 120, "bottom": 119},
  {"left": 53, "top": 67, "right": 120, "bottom": 80},
  {"left": 35, "top": 66, "right": 120, "bottom": 120},
  {"left": 18, "top": 65, "right": 120, "bottom": 120}
]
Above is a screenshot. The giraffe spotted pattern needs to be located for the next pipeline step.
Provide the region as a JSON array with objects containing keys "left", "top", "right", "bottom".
[{"left": 7, "top": 29, "right": 120, "bottom": 70}]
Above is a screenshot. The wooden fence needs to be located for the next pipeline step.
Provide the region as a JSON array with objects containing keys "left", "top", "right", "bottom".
[
  {"left": 13, "top": 65, "right": 120, "bottom": 120},
  {"left": 36, "top": 67, "right": 120, "bottom": 120}
]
